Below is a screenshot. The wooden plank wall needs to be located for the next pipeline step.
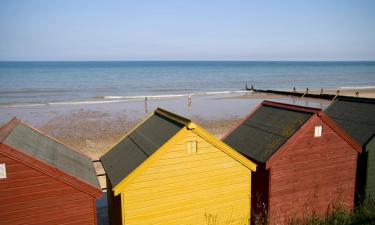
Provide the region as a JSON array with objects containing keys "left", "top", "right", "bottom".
[
  {"left": 0, "top": 145, "right": 97, "bottom": 225},
  {"left": 268, "top": 115, "right": 357, "bottom": 225},
  {"left": 366, "top": 137, "right": 375, "bottom": 198},
  {"left": 122, "top": 130, "right": 252, "bottom": 225}
]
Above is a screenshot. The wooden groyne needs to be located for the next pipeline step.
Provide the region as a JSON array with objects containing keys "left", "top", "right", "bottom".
[{"left": 246, "top": 84, "right": 360, "bottom": 100}]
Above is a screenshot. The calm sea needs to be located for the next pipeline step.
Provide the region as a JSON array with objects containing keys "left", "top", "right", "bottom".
[{"left": 0, "top": 61, "right": 374, "bottom": 107}]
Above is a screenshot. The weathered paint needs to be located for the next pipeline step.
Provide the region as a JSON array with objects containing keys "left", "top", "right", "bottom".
[
  {"left": 366, "top": 136, "right": 375, "bottom": 198},
  {"left": 117, "top": 127, "right": 254, "bottom": 225},
  {"left": 267, "top": 115, "right": 357, "bottom": 225},
  {"left": 0, "top": 145, "right": 98, "bottom": 225}
]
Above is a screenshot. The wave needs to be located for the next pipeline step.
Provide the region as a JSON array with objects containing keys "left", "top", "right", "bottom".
[
  {"left": 100, "top": 94, "right": 188, "bottom": 100},
  {"left": 0, "top": 103, "right": 48, "bottom": 108},
  {"left": 0, "top": 90, "right": 252, "bottom": 108},
  {"left": 340, "top": 85, "right": 375, "bottom": 90},
  {"left": 99, "top": 90, "right": 250, "bottom": 100}
]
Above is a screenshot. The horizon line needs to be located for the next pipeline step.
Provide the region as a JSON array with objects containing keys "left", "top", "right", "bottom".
[{"left": 1, "top": 59, "right": 375, "bottom": 63}]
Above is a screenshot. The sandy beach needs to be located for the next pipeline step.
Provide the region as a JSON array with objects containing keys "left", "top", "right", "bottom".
[
  {"left": 1, "top": 88, "right": 373, "bottom": 189},
  {"left": 0, "top": 90, "right": 339, "bottom": 159}
]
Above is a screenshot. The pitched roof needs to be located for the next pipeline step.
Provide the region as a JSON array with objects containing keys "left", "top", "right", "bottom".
[
  {"left": 224, "top": 101, "right": 318, "bottom": 163},
  {"left": 100, "top": 108, "right": 190, "bottom": 187},
  {"left": 324, "top": 96, "right": 375, "bottom": 147},
  {"left": 0, "top": 118, "right": 101, "bottom": 191}
]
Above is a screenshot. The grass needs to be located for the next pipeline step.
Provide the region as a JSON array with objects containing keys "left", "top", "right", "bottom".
[
  {"left": 201, "top": 198, "right": 375, "bottom": 225},
  {"left": 285, "top": 197, "right": 375, "bottom": 225},
  {"left": 249, "top": 196, "right": 375, "bottom": 225}
]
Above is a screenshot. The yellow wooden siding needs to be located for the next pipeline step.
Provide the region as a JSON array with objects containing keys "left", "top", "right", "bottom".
[{"left": 122, "top": 130, "right": 251, "bottom": 225}]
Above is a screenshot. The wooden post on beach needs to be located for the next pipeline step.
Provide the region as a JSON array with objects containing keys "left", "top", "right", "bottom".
[
  {"left": 145, "top": 97, "right": 148, "bottom": 113},
  {"left": 302, "top": 88, "right": 308, "bottom": 98},
  {"left": 188, "top": 94, "right": 192, "bottom": 110},
  {"left": 293, "top": 86, "right": 296, "bottom": 93},
  {"left": 320, "top": 89, "right": 323, "bottom": 95},
  {"left": 333, "top": 90, "right": 340, "bottom": 101},
  {"left": 356, "top": 91, "right": 359, "bottom": 98}
]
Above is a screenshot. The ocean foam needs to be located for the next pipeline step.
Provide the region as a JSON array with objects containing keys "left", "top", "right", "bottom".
[
  {"left": 0, "top": 90, "right": 252, "bottom": 108},
  {"left": 340, "top": 86, "right": 375, "bottom": 90}
]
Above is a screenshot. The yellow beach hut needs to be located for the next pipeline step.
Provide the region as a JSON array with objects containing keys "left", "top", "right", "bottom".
[{"left": 100, "top": 108, "right": 256, "bottom": 225}]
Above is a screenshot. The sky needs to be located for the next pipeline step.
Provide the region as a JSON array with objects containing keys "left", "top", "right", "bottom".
[{"left": 0, "top": 0, "right": 374, "bottom": 61}]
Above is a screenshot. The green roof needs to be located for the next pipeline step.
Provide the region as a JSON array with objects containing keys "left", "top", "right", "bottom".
[
  {"left": 325, "top": 97, "right": 375, "bottom": 147},
  {"left": 1, "top": 119, "right": 100, "bottom": 189},
  {"left": 224, "top": 102, "right": 314, "bottom": 163},
  {"left": 100, "top": 108, "right": 190, "bottom": 187}
]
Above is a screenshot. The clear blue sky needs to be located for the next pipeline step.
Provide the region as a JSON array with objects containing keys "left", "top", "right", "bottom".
[{"left": 0, "top": 0, "right": 374, "bottom": 61}]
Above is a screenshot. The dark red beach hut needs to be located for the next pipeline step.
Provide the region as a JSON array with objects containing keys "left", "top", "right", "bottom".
[
  {"left": 0, "top": 118, "right": 102, "bottom": 225},
  {"left": 325, "top": 96, "right": 375, "bottom": 200},
  {"left": 223, "top": 101, "right": 361, "bottom": 225}
]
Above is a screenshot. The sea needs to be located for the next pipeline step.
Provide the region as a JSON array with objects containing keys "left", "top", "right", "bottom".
[{"left": 0, "top": 61, "right": 374, "bottom": 107}]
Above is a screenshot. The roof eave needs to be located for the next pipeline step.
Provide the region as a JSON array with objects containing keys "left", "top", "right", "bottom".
[
  {"left": 0, "top": 144, "right": 102, "bottom": 198},
  {"left": 319, "top": 112, "right": 362, "bottom": 154},
  {"left": 193, "top": 124, "right": 257, "bottom": 172}
]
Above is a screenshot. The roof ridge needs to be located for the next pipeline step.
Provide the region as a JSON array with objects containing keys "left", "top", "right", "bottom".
[
  {"left": 155, "top": 108, "right": 191, "bottom": 126},
  {"left": 0, "top": 117, "right": 21, "bottom": 143},
  {"left": 262, "top": 100, "right": 321, "bottom": 113}
]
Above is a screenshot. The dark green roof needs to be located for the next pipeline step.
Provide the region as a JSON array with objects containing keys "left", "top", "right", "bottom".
[
  {"left": 224, "top": 102, "right": 315, "bottom": 163},
  {"left": 100, "top": 108, "right": 190, "bottom": 187},
  {"left": 325, "top": 97, "right": 375, "bottom": 147},
  {"left": 0, "top": 119, "right": 100, "bottom": 189}
]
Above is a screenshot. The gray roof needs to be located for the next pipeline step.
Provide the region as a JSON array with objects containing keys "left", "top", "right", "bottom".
[
  {"left": 0, "top": 119, "right": 100, "bottom": 190},
  {"left": 224, "top": 103, "right": 314, "bottom": 163},
  {"left": 100, "top": 108, "right": 190, "bottom": 187},
  {"left": 325, "top": 97, "right": 375, "bottom": 147}
]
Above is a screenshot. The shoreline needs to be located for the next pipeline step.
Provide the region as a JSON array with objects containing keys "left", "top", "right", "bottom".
[{"left": 2, "top": 86, "right": 375, "bottom": 109}]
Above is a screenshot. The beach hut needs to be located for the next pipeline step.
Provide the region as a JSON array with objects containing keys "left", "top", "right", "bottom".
[
  {"left": 100, "top": 108, "right": 257, "bottom": 225},
  {"left": 325, "top": 96, "right": 375, "bottom": 200},
  {"left": 0, "top": 118, "right": 102, "bottom": 225},
  {"left": 223, "top": 101, "right": 361, "bottom": 225}
]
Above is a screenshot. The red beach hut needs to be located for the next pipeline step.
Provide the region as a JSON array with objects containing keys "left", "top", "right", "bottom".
[
  {"left": 223, "top": 101, "right": 361, "bottom": 225},
  {"left": 0, "top": 118, "right": 102, "bottom": 225}
]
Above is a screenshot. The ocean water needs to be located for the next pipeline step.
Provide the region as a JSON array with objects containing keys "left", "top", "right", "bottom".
[{"left": 0, "top": 61, "right": 374, "bottom": 107}]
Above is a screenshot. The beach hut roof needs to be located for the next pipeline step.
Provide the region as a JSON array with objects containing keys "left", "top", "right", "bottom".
[
  {"left": 224, "top": 101, "right": 319, "bottom": 163},
  {"left": 0, "top": 118, "right": 101, "bottom": 192},
  {"left": 100, "top": 108, "right": 191, "bottom": 187},
  {"left": 325, "top": 96, "right": 375, "bottom": 147}
]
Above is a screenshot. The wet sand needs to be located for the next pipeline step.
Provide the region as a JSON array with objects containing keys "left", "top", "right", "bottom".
[{"left": 0, "top": 91, "right": 336, "bottom": 160}]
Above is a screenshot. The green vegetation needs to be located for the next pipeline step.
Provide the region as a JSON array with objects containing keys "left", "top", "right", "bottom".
[
  {"left": 202, "top": 198, "right": 375, "bottom": 225},
  {"left": 288, "top": 197, "right": 375, "bottom": 225},
  {"left": 250, "top": 197, "right": 375, "bottom": 225}
]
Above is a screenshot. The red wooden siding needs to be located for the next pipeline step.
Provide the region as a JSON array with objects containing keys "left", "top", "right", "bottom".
[
  {"left": 267, "top": 115, "right": 357, "bottom": 225},
  {"left": 0, "top": 145, "right": 98, "bottom": 225}
]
